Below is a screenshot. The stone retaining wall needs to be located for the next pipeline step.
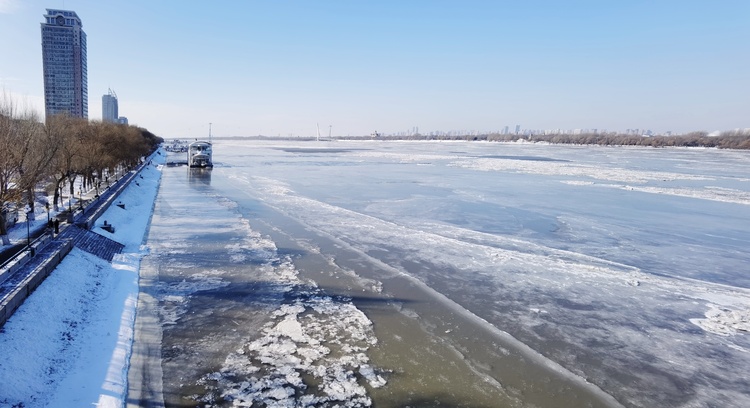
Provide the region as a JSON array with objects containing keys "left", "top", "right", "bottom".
[{"left": 0, "top": 240, "right": 73, "bottom": 327}]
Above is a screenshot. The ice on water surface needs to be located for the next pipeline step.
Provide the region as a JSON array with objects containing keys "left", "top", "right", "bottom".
[
  {"left": 201, "top": 293, "right": 385, "bottom": 406},
  {"left": 212, "top": 140, "right": 750, "bottom": 407},
  {"left": 148, "top": 165, "right": 387, "bottom": 407},
  {"left": 1, "top": 141, "right": 745, "bottom": 407}
]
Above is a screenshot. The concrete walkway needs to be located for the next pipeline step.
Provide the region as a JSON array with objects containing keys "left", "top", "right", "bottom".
[
  {"left": 0, "top": 165, "right": 131, "bottom": 264},
  {"left": 0, "top": 155, "right": 156, "bottom": 328}
]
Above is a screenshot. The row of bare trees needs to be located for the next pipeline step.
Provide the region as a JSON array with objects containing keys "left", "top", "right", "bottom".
[
  {"left": 483, "top": 131, "right": 750, "bottom": 149},
  {"left": 338, "top": 130, "right": 750, "bottom": 149},
  {"left": 0, "top": 93, "right": 162, "bottom": 245}
]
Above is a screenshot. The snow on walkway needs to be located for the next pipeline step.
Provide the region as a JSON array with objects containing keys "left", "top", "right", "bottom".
[{"left": 0, "top": 152, "right": 164, "bottom": 408}]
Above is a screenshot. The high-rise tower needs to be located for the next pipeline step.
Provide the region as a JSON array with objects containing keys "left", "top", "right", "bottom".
[
  {"left": 102, "top": 89, "right": 118, "bottom": 123},
  {"left": 41, "top": 9, "right": 88, "bottom": 119}
]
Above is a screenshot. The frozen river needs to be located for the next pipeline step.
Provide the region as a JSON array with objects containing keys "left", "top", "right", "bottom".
[{"left": 132, "top": 140, "right": 750, "bottom": 407}]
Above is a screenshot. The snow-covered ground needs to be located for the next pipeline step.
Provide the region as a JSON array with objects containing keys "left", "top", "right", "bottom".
[
  {"left": 0, "top": 152, "right": 164, "bottom": 408},
  {"left": 1, "top": 140, "right": 749, "bottom": 407},
  {"left": 1, "top": 167, "right": 134, "bottom": 249}
]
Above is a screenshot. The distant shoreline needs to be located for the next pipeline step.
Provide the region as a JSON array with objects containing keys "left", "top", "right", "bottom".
[{"left": 207, "top": 132, "right": 750, "bottom": 150}]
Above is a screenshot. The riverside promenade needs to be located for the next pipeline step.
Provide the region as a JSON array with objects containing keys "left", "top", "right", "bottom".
[{"left": 0, "top": 152, "right": 161, "bottom": 328}]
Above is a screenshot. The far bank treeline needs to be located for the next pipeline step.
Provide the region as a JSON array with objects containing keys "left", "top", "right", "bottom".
[
  {"left": 338, "top": 130, "right": 750, "bottom": 149},
  {"left": 0, "top": 98, "right": 163, "bottom": 244}
]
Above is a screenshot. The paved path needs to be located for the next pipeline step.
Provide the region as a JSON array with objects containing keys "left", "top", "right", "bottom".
[
  {"left": 0, "top": 156, "right": 155, "bottom": 328},
  {"left": 0, "top": 161, "right": 140, "bottom": 261}
]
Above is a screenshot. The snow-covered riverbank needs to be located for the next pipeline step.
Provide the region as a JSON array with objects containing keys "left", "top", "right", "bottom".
[{"left": 0, "top": 152, "right": 164, "bottom": 408}]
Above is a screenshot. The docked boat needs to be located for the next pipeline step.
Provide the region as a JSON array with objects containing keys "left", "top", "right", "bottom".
[{"left": 187, "top": 141, "right": 213, "bottom": 168}]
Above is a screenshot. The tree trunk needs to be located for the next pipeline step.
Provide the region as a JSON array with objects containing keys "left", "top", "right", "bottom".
[
  {"left": 26, "top": 189, "right": 35, "bottom": 221},
  {"left": 69, "top": 177, "right": 76, "bottom": 210},
  {"left": 54, "top": 175, "right": 66, "bottom": 211},
  {"left": 53, "top": 186, "right": 60, "bottom": 211},
  {"left": 0, "top": 213, "right": 9, "bottom": 245}
]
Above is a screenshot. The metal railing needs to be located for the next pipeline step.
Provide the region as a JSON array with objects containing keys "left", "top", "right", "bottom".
[{"left": 0, "top": 230, "right": 55, "bottom": 284}]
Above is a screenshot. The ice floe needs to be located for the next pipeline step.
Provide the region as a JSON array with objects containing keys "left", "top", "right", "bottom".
[
  {"left": 691, "top": 304, "right": 750, "bottom": 336},
  {"left": 197, "top": 291, "right": 385, "bottom": 406}
]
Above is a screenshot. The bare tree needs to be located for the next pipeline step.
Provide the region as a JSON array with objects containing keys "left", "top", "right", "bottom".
[
  {"left": 0, "top": 93, "right": 49, "bottom": 244},
  {"left": 48, "top": 115, "right": 86, "bottom": 212},
  {"left": 0, "top": 93, "right": 23, "bottom": 245},
  {"left": 1, "top": 90, "right": 163, "bottom": 245},
  {"left": 14, "top": 110, "right": 57, "bottom": 221}
]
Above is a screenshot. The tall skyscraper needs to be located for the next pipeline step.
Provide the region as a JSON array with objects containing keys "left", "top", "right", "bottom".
[
  {"left": 41, "top": 9, "right": 88, "bottom": 119},
  {"left": 102, "top": 88, "right": 118, "bottom": 123}
]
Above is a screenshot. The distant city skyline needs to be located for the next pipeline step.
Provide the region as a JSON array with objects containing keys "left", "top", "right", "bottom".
[
  {"left": 369, "top": 126, "right": 679, "bottom": 138},
  {"left": 1, "top": 1, "right": 748, "bottom": 138}
]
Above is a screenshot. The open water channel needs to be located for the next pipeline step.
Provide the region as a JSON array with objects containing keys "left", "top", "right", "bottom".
[{"left": 130, "top": 140, "right": 750, "bottom": 407}]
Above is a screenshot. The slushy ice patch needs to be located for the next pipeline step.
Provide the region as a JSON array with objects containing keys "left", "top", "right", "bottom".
[{"left": 196, "top": 293, "right": 385, "bottom": 406}]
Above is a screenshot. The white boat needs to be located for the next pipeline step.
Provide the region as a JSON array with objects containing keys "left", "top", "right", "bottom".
[{"left": 187, "top": 141, "right": 213, "bottom": 168}]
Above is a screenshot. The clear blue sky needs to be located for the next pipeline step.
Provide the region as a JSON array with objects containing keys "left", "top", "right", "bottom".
[{"left": 1, "top": 0, "right": 748, "bottom": 138}]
